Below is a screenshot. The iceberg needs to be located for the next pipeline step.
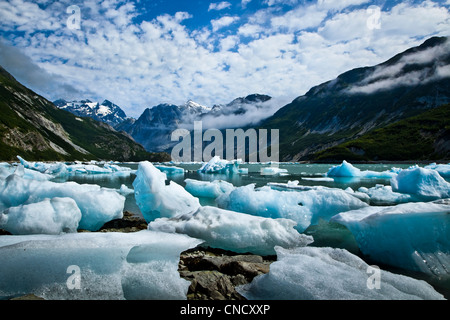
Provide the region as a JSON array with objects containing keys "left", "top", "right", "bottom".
[
  {"left": 154, "top": 165, "right": 185, "bottom": 175},
  {"left": 327, "top": 160, "right": 397, "bottom": 179},
  {"left": 260, "top": 166, "right": 288, "bottom": 176},
  {"left": 425, "top": 163, "right": 450, "bottom": 179},
  {"left": 237, "top": 246, "right": 445, "bottom": 300},
  {"left": 0, "top": 169, "right": 125, "bottom": 231},
  {"left": 134, "top": 162, "right": 312, "bottom": 255},
  {"left": 148, "top": 206, "right": 312, "bottom": 256},
  {"left": 133, "top": 162, "right": 200, "bottom": 222},
  {"left": 357, "top": 185, "right": 416, "bottom": 205},
  {"left": 17, "top": 156, "right": 135, "bottom": 177},
  {"left": 0, "top": 231, "right": 202, "bottom": 300},
  {"left": 0, "top": 198, "right": 81, "bottom": 235},
  {"left": 198, "top": 156, "right": 242, "bottom": 174},
  {"left": 216, "top": 184, "right": 369, "bottom": 232},
  {"left": 184, "top": 179, "right": 235, "bottom": 199},
  {"left": 390, "top": 167, "right": 450, "bottom": 200},
  {"left": 331, "top": 201, "right": 450, "bottom": 276}
]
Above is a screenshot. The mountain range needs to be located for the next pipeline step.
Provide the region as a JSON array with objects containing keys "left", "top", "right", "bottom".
[
  {"left": 0, "top": 65, "right": 169, "bottom": 162},
  {"left": 260, "top": 36, "right": 450, "bottom": 161}
]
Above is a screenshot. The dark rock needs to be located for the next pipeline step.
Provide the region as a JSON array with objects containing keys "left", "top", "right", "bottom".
[{"left": 179, "top": 247, "right": 274, "bottom": 300}]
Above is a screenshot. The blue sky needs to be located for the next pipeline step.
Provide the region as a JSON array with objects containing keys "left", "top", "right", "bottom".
[{"left": 0, "top": 0, "right": 449, "bottom": 118}]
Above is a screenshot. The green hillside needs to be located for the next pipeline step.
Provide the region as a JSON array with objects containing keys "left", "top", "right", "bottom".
[{"left": 314, "top": 103, "right": 450, "bottom": 162}]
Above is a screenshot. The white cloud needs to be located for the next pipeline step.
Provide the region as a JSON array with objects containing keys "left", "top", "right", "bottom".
[
  {"left": 208, "top": 2, "right": 232, "bottom": 11},
  {"left": 0, "top": 0, "right": 448, "bottom": 121},
  {"left": 241, "top": 0, "right": 252, "bottom": 9},
  {"left": 211, "top": 16, "right": 240, "bottom": 32}
]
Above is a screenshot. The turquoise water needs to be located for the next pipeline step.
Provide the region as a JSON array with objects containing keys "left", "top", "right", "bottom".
[{"left": 63, "top": 162, "right": 416, "bottom": 214}]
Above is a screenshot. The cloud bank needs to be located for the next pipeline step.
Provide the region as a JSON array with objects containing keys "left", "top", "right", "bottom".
[{"left": 0, "top": 0, "right": 448, "bottom": 118}]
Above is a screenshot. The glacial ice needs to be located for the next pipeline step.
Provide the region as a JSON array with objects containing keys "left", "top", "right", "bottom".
[
  {"left": 331, "top": 201, "right": 450, "bottom": 276},
  {"left": 0, "top": 198, "right": 82, "bottom": 235},
  {"left": 17, "top": 156, "right": 135, "bottom": 177},
  {"left": 390, "top": 167, "right": 450, "bottom": 200},
  {"left": 356, "top": 185, "right": 416, "bottom": 205},
  {"left": 154, "top": 165, "right": 185, "bottom": 175},
  {"left": 148, "top": 206, "right": 313, "bottom": 256},
  {"left": 0, "top": 168, "right": 125, "bottom": 231},
  {"left": 327, "top": 160, "right": 397, "bottom": 179},
  {"left": 237, "top": 246, "right": 445, "bottom": 300},
  {"left": 216, "top": 184, "right": 369, "bottom": 232},
  {"left": 135, "top": 162, "right": 312, "bottom": 255},
  {"left": 260, "top": 166, "right": 288, "bottom": 175},
  {"left": 425, "top": 163, "right": 450, "bottom": 178},
  {"left": 0, "top": 230, "right": 202, "bottom": 300},
  {"left": 197, "top": 156, "right": 242, "bottom": 174},
  {"left": 133, "top": 161, "right": 200, "bottom": 222},
  {"left": 184, "top": 179, "right": 235, "bottom": 199}
]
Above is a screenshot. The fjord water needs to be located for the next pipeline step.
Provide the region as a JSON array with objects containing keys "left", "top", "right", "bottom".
[{"left": 62, "top": 162, "right": 417, "bottom": 213}]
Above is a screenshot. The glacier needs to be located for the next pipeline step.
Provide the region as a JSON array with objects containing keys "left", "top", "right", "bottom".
[
  {"left": 331, "top": 201, "right": 450, "bottom": 276},
  {"left": 0, "top": 230, "right": 202, "bottom": 300},
  {"left": 0, "top": 166, "right": 125, "bottom": 232},
  {"left": 237, "top": 246, "right": 445, "bottom": 300},
  {"left": 216, "top": 184, "right": 369, "bottom": 232},
  {"left": 134, "top": 161, "right": 312, "bottom": 255}
]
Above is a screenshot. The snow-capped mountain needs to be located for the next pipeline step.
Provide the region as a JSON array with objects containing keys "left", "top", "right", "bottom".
[
  {"left": 116, "top": 95, "right": 274, "bottom": 153},
  {"left": 53, "top": 99, "right": 128, "bottom": 127}
]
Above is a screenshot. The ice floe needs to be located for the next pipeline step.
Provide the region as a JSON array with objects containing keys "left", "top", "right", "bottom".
[
  {"left": 0, "top": 230, "right": 202, "bottom": 300},
  {"left": 0, "top": 167, "right": 125, "bottom": 232},
  {"left": 237, "top": 246, "right": 445, "bottom": 300},
  {"left": 216, "top": 184, "right": 368, "bottom": 232},
  {"left": 327, "top": 160, "right": 398, "bottom": 179},
  {"left": 331, "top": 201, "right": 450, "bottom": 276}
]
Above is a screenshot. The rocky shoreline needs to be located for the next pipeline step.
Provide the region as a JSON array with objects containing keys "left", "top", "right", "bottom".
[{"left": 4, "top": 212, "right": 274, "bottom": 300}]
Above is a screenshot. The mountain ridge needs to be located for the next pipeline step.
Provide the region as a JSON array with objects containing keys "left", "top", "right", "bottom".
[
  {"left": 0, "top": 65, "right": 169, "bottom": 162},
  {"left": 259, "top": 36, "right": 450, "bottom": 161}
]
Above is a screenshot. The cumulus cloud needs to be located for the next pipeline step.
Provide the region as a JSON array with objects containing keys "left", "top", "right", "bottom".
[
  {"left": 211, "top": 16, "right": 240, "bottom": 32},
  {"left": 0, "top": 0, "right": 448, "bottom": 120},
  {"left": 208, "top": 1, "right": 232, "bottom": 11}
]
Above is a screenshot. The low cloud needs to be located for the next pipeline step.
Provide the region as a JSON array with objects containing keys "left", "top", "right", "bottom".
[{"left": 348, "top": 39, "right": 450, "bottom": 95}]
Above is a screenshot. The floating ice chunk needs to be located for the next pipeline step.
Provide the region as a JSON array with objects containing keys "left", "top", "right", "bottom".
[
  {"left": 0, "top": 198, "right": 81, "bottom": 235},
  {"left": 327, "top": 160, "right": 397, "bottom": 179},
  {"left": 184, "top": 179, "right": 235, "bottom": 199},
  {"left": 357, "top": 184, "right": 416, "bottom": 205},
  {"left": 331, "top": 201, "right": 450, "bottom": 276},
  {"left": 216, "top": 184, "right": 368, "bottom": 232},
  {"left": 118, "top": 184, "right": 134, "bottom": 196},
  {"left": 0, "top": 231, "right": 202, "bottom": 300},
  {"left": 237, "top": 246, "right": 445, "bottom": 300},
  {"left": 155, "top": 165, "right": 185, "bottom": 175},
  {"left": 133, "top": 161, "right": 200, "bottom": 222},
  {"left": 148, "top": 206, "right": 313, "bottom": 256},
  {"left": 261, "top": 166, "right": 288, "bottom": 176},
  {"left": 0, "top": 173, "right": 124, "bottom": 231},
  {"left": 198, "top": 156, "right": 241, "bottom": 174},
  {"left": 391, "top": 167, "right": 450, "bottom": 200},
  {"left": 425, "top": 163, "right": 450, "bottom": 178}
]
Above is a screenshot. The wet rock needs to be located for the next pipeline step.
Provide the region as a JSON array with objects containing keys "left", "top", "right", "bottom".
[{"left": 179, "top": 247, "right": 274, "bottom": 300}]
